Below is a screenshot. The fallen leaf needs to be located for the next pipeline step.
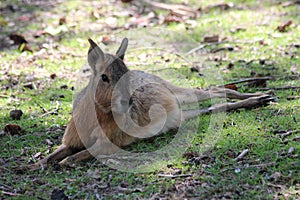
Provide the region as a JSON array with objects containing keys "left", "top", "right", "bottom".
[
  {"left": 224, "top": 84, "right": 238, "bottom": 91},
  {"left": 204, "top": 3, "right": 234, "bottom": 12},
  {"left": 4, "top": 124, "right": 22, "bottom": 135},
  {"left": 288, "top": 146, "right": 295, "bottom": 154},
  {"left": 277, "top": 20, "right": 292, "bottom": 32},
  {"left": 90, "top": 11, "right": 101, "bottom": 20},
  {"left": 290, "top": 65, "right": 298, "bottom": 74},
  {"left": 163, "top": 11, "right": 183, "bottom": 24},
  {"left": 203, "top": 35, "right": 219, "bottom": 43},
  {"left": 270, "top": 172, "right": 281, "bottom": 181},
  {"left": 230, "top": 27, "right": 246, "bottom": 34},
  {"left": 46, "top": 139, "right": 53, "bottom": 145},
  {"left": 33, "top": 152, "right": 42, "bottom": 158},
  {"left": 33, "top": 30, "right": 46, "bottom": 38},
  {"left": 234, "top": 168, "right": 241, "bottom": 173},
  {"left": 23, "top": 82, "right": 36, "bottom": 90},
  {"left": 44, "top": 25, "right": 68, "bottom": 36},
  {"left": 0, "top": 18, "right": 7, "bottom": 26},
  {"left": 101, "top": 35, "right": 112, "bottom": 45},
  {"left": 18, "top": 43, "right": 33, "bottom": 53},
  {"left": 258, "top": 40, "right": 267, "bottom": 46},
  {"left": 125, "top": 12, "right": 156, "bottom": 29},
  {"left": 59, "top": 17, "right": 66, "bottom": 25},
  {"left": 17, "top": 15, "right": 32, "bottom": 22},
  {"left": 9, "top": 33, "right": 27, "bottom": 45},
  {"left": 182, "top": 151, "right": 199, "bottom": 159},
  {"left": 105, "top": 17, "right": 118, "bottom": 28}
]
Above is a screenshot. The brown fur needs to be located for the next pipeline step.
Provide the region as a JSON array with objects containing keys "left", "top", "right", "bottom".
[{"left": 27, "top": 38, "right": 274, "bottom": 169}]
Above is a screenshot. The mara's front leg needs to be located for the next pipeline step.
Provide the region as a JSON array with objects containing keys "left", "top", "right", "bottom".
[
  {"left": 59, "top": 127, "right": 136, "bottom": 166},
  {"left": 24, "top": 144, "right": 74, "bottom": 171},
  {"left": 58, "top": 139, "right": 120, "bottom": 167}
]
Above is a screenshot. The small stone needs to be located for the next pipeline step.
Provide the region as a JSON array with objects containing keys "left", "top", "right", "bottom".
[
  {"left": 51, "top": 189, "right": 68, "bottom": 200},
  {"left": 10, "top": 109, "right": 23, "bottom": 120},
  {"left": 4, "top": 124, "right": 22, "bottom": 135},
  {"left": 50, "top": 73, "right": 57, "bottom": 79},
  {"left": 60, "top": 85, "right": 68, "bottom": 89},
  {"left": 228, "top": 62, "right": 234, "bottom": 69}
]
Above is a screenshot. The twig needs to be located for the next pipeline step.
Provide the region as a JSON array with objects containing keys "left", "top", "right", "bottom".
[
  {"left": 157, "top": 173, "right": 192, "bottom": 178},
  {"left": 266, "top": 183, "right": 285, "bottom": 189},
  {"left": 185, "top": 42, "right": 224, "bottom": 56},
  {"left": 219, "top": 162, "right": 276, "bottom": 173},
  {"left": 281, "top": 0, "right": 300, "bottom": 7},
  {"left": 257, "top": 86, "right": 300, "bottom": 91},
  {"left": 40, "top": 108, "right": 59, "bottom": 117},
  {"left": 0, "top": 95, "right": 10, "bottom": 98},
  {"left": 39, "top": 101, "right": 60, "bottom": 117},
  {"left": 1, "top": 191, "right": 20, "bottom": 196},
  {"left": 284, "top": 136, "right": 300, "bottom": 143},
  {"left": 115, "top": 186, "right": 143, "bottom": 193},
  {"left": 287, "top": 96, "right": 300, "bottom": 100},
  {"left": 142, "top": 0, "right": 198, "bottom": 17},
  {"left": 278, "top": 130, "right": 300, "bottom": 138},
  {"left": 220, "top": 77, "right": 274, "bottom": 86},
  {"left": 247, "top": 162, "right": 276, "bottom": 168},
  {"left": 261, "top": 178, "right": 285, "bottom": 189},
  {"left": 234, "top": 149, "right": 249, "bottom": 162},
  {"left": 0, "top": 165, "right": 13, "bottom": 173},
  {"left": 149, "top": 67, "right": 182, "bottom": 73}
]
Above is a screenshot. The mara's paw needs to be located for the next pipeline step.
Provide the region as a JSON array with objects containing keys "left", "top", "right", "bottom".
[
  {"left": 245, "top": 95, "right": 276, "bottom": 109},
  {"left": 59, "top": 156, "right": 76, "bottom": 167}
]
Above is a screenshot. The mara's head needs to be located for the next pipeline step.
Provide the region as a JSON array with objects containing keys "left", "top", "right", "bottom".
[{"left": 87, "top": 38, "right": 131, "bottom": 114}]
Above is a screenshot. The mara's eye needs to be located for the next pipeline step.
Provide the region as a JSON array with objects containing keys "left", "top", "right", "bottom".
[{"left": 101, "top": 74, "right": 109, "bottom": 83}]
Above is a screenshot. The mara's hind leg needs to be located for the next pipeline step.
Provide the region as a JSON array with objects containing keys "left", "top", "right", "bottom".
[
  {"left": 171, "top": 86, "right": 267, "bottom": 105},
  {"left": 209, "top": 88, "right": 267, "bottom": 100},
  {"left": 183, "top": 95, "right": 275, "bottom": 120}
]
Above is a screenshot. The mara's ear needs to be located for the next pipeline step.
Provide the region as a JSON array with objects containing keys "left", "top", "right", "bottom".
[
  {"left": 88, "top": 38, "right": 105, "bottom": 72},
  {"left": 116, "top": 38, "right": 128, "bottom": 60}
]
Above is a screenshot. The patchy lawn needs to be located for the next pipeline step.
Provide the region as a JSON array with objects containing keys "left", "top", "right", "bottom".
[{"left": 0, "top": 0, "right": 299, "bottom": 199}]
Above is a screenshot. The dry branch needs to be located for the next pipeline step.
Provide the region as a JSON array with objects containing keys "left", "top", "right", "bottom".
[
  {"left": 258, "top": 86, "right": 300, "bottom": 91},
  {"left": 277, "top": 130, "right": 300, "bottom": 138},
  {"left": 143, "top": 0, "right": 198, "bottom": 18},
  {"left": 222, "top": 77, "right": 274, "bottom": 86},
  {"left": 185, "top": 42, "right": 224, "bottom": 55},
  {"left": 234, "top": 149, "right": 249, "bottom": 162},
  {"left": 157, "top": 173, "right": 192, "bottom": 178},
  {"left": 220, "top": 162, "right": 276, "bottom": 173}
]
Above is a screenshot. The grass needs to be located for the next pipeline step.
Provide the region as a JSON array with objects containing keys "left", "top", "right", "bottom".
[{"left": 0, "top": 0, "right": 299, "bottom": 199}]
